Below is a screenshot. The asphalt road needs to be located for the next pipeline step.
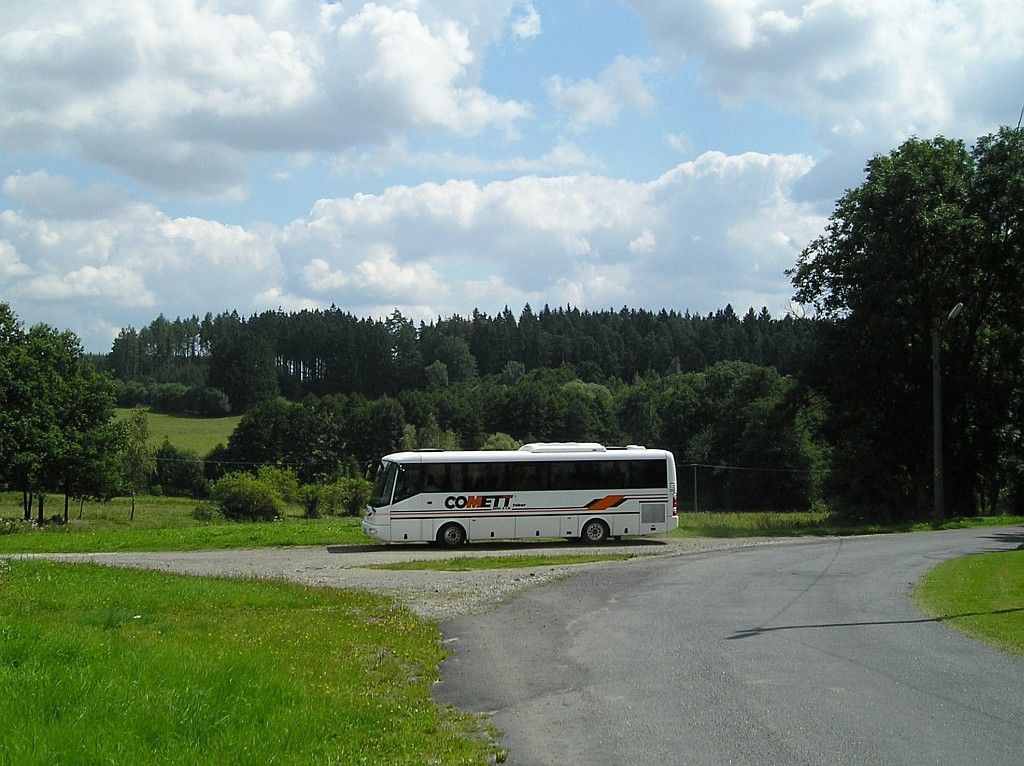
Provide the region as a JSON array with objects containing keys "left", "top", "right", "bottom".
[{"left": 435, "top": 526, "right": 1024, "bottom": 765}]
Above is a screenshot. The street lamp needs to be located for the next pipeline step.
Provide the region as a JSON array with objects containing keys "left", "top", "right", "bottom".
[{"left": 932, "top": 302, "right": 963, "bottom": 521}]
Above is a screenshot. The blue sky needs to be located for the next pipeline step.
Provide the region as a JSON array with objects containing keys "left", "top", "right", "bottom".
[{"left": 1, "top": 0, "right": 1021, "bottom": 350}]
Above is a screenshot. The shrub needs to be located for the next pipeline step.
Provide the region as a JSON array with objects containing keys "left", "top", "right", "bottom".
[
  {"left": 152, "top": 439, "right": 208, "bottom": 498},
  {"left": 257, "top": 466, "right": 300, "bottom": 504},
  {"left": 299, "top": 477, "right": 372, "bottom": 518},
  {"left": 191, "top": 501, "right": 220, "bottom": 521},
  {"left": 186, "top": 386, "right": 232, "bottom": 417},
  {"left": 299, "top": 484, "right": 324, "bottom": 518},
  {"left": 336, "top": 476, "right": 373, "bottom": 516},
  {"left": 211, "top": 472, "right": 282, "bottom": 521},
  {"left": 203, "top": 444, "right": 231, "bottom": 483}
]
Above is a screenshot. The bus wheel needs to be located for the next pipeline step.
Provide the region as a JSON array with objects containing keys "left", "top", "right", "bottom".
[
  {"left": 581, "top": 519, "right": 609, "bottom": 544},
  {"left": 437, "top": 523, "right": 466, "bottom": 548}
]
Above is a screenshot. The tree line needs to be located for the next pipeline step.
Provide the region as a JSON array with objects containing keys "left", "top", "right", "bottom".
[{"left": 101, "top": 303, "right": 815, "bottom": 413}]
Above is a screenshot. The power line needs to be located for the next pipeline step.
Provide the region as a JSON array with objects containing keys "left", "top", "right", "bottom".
[{"left": 686, "top": 462, "right": 825, "bottom": 475}]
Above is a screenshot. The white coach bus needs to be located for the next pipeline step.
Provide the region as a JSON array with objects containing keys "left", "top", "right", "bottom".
[{"left": 362, "top": 442, "right": 678, "bottom": 547}]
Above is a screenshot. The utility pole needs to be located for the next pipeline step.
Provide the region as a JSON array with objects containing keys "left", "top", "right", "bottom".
[
  {"left": 932, "top": 303, "right": 963, "bottom": 522},
  {"left": 693, "top": 463, "right": 698, "bottom": 513},
  {"left": 931, "top": 316, "right": 944, "bottom": 522}
]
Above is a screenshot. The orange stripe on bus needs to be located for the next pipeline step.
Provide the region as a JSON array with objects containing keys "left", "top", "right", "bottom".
[{"left": 586, "top": 495, "right": 626, "bottom": 511}]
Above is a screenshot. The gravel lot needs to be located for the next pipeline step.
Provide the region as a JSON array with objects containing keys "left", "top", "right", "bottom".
[{"left": 11, "top": 537, "right": 786, "bottom": 621}]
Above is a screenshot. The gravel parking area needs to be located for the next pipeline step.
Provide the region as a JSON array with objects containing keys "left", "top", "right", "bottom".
[{"left": 12, "top": 536, "right": 790, "bottom": 621}]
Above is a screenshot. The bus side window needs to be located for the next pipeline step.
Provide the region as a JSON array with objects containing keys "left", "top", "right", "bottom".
[
  {"left": 423, "top": 464, "right": 446, "bottom": 493},
  {"left": 466, "top": 462, "right": 503, "bottom": 492},
  {"left": 448, "top": 463, "right": 467, "bottom": 492},
  {"left": 393, "top": 465, "right": 422, "bottom": 502}
]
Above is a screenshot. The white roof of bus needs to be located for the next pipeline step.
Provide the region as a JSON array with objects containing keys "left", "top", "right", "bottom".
[{"left": 383, "top": 445, "right": 672, "bottom": 463}]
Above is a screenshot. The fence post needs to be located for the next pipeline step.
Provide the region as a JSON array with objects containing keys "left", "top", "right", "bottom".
[{"left": 693, "top": 463, "right": 698, "bottom": 513}]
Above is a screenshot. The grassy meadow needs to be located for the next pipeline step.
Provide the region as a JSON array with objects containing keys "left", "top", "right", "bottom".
[
  {"left": 0, "top": 560, "right": 496, "bottom": 765},
  {"left": 672, "top": 511, "right": 1024, "bottom": 538},
  {"left": 914, "top": 546, "right": 1024, "bottom": 655},
  {"left": 114, "top": 407, "right": 241, "bottom": 454},
  {"left": 3, "top": 492, "right": 1022, "bottom": 554},
  {"left": 0, "top": 493, "right": 369, "bottom": 553}
]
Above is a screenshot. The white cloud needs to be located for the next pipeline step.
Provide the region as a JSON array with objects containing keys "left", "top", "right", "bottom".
[
  {"left": 628, "top": 229, "right": 656, "bottom": 253},
  {"left": 0, "top": 240, "right": 30, "bottom": 280},
  {"left": 664, "top": 132, "right": 693, "bottom": 155},
  {"left": 2, "top": 154, "right": 824, "bottom": 349},
  {"left": 0, "top": 0, "right": 530, "bottom": 195},
  {"left": 511, "top": 2, "right": 542, "bottom": 40},
  {"left": 3, "top": 171, "right": 127, "bottom": 220},
  {"left": 548, "top": 56, "right": 658, "bottom": 130},
  {"left": 627, "top": 0, "right": 1024, "bottom": 198},
  {"left": 24, "top": 265, "right": 155, "bottom": 307},
  {"left": 333, "top": 136, "right": 599, "bottom": 176},
  {"left": 1, "top": 172, "right": 284, "bottom": 344}
]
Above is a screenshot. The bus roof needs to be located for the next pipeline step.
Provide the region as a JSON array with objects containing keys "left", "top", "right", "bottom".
[{"left": 381, "top": 444, "right": 674, "bottom": 464}]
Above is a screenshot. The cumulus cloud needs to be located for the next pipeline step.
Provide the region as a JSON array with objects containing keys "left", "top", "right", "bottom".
[
  {"left": 2, "top": 153, "right": 823, "bottom": 350},
  {"left": 626, "top": 0, "right": 1024, "bottom": 198},
  {"left": 511, "top": 2, "right": 542, "bottom": 40},
  {"left": 0, "top": 172, "right": 283, "bottom": 344},
  {"left": 332, "top": 136, "right": 599, "bottom": 176},
  {"left": 3, "top": 171, "right": 128, "bottom": 220},
  {"left": 0, "top": 0, "right": 530, "bottom": 196},
  {"left": 548, "top": 56, "right": 658, "bottom": 130},
  {"left": 0, "top": 240, "right": 30, "bottom": 280}
]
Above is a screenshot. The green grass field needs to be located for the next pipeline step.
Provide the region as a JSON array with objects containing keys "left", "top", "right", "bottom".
[
  {"left": 914, "top": 547, "right": 1024, "bottom": 655},
  {"left": 672, "top": 511, "right": 1024, "bottom": 538},
  {"left": 114, "top": 407, "right": 241, "bottom": 454},
  {"left": 0, "top": 560, "right": 496, "bottom": 765},
  {"left": 0, "top": 493, "right": 369, "bottom": 553}
]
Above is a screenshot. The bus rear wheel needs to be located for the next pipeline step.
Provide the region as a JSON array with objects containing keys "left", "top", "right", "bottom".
[
  {"left": 437, "top": 523, "right": 467, "bottom": 548},
  {"left": 581, "top": 519, "right": 609, "bottom": 544}
]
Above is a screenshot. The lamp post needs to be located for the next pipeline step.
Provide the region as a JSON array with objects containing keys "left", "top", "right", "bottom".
[{"left": 932, "top": 302, "right": 963, "bottom": 521}]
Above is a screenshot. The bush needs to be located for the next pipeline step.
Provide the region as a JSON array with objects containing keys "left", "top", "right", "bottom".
[
  {"left": 257, "top": 466, "right": 300, "bottom": 504},
  {"left": 211, "top": 472, "right": 282, "bottom": 521},
  {"left": 203, "top": 444, "right": 231, "bottom": 483},
  {"left": 151, "top": 439, "right": 208, "bottom": 498},
  {"left": 186, "top": 386, "right": 232, "bottom": 417},
  {"left": 191, "top": 501, "right": 221, "bottom": 521},
  {"left": 337, "top": 476, "right": 373, "bottom": 516},
  {"left": 299, "top": 477, "right": 373, "bottom": 518}
]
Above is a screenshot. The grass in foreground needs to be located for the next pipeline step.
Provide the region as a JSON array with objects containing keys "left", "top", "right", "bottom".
[
  {"left": 368, "top": 553, "right": 637, "bottom": 571},
  {"left": 114, "top": 407, "right": 242, "bottom": 454},
  {"left": 671, "top": 511, "right": 1024, "bottom": 538},
  {"left": 914, "top": 548, "right": 1024, "bottom": 655},
  {"left": 0, "top": 560, "right": 495, "bottom": 765},
  {"left": 0, "top": 493, "right": 369, "bottom": 553}
]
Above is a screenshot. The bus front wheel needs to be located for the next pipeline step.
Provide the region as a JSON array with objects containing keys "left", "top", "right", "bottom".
[
  {"left": 437, "top": 523, "right": 467, "bottom": 548},
  {"left": 581, "top": 519, "right": 609, "bottom": 544}
]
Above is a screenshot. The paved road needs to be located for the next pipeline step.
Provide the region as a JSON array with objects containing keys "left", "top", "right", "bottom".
[{"left": 435, "top": 526, "right": 1024, "bottom": 765}]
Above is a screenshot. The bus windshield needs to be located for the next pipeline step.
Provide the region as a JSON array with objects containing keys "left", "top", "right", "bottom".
[{"left": 370, "top": 460, "right": 398, "bottom": 507}]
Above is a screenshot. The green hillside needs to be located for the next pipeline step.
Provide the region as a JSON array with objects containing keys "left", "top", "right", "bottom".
[{"left": 115, "top": 408, "right": 241, "bottom": 455}]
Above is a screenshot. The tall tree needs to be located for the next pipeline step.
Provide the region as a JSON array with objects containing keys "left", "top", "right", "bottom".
[
  {"left": 208, "top": 327, "right": 279, "bottom": 413},
  {"left": 791, "top": 129, "right": 1024, "bottom": 518},
  {"left": 119, "top": 409, "right": 155, "bottom": 520},
  {"left": 0, "top": 304, "right": 121, "bottom": 520}
]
